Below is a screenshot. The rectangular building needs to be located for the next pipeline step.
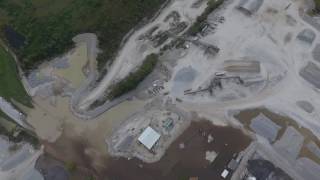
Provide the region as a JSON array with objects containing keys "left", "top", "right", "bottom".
[{"left": 138, "top": 126, "right": 161, "bottom": 150}]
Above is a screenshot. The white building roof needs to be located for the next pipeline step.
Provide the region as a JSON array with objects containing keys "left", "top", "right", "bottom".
[
  {"left": 138, "top": 127, "right": 160, "bottom": 150},
  {"left": 221, "top": 169, "right": 229, "bottom": 179}
]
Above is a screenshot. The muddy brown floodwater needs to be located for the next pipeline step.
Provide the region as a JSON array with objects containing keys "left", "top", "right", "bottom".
[
  {"left": 102, "top": 120, "right": 251, "bottom": 180},
  {"left": 42, "top": 120, "right": 251, "bottom": 180}
]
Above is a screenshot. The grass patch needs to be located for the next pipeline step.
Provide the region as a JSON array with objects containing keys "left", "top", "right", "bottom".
[
  {"left": 108, "top": 54, "right": 159, "bottom": 99},
  {"left": 187, "top": 0, "right": 224, "bottom": 36},
  {"left": 85, "top": 175, "right": 96, "bottom": 180},
  {"left": 0, "top": 110, "right": 17, "bottom": 131},
  {"left": 0, "top": 46, "right": 32, "bottom": 107},
  {"left": 0, "top": 0, "right": 166, "bottom": 70},
  {"left": 65, "top": 161, "right": 77, "bottom": 173},
  {"left": 315, "top": 0, "right": 320, "bottom": 9},
  {"left": 0, "top": 46, "right": 38, "bottom": 147}
]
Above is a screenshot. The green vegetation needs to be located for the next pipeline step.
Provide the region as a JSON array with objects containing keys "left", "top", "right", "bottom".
[
  {"left": 0, "top": 110, "right": 16, "bottom": 132},
  {"left": 308, "top": 0, "right": 320, "bottom": 15},
  {"left": 108, "top": 54, "right": 159, "bottom": 99},
  {"left": 0, "top": 0, "right": 165, "bottom": 70},
  {"left": 85, "top": 175, "right": 96, "bottom": 180},
  {"left": 0, "top": 46, "right": 32, "bottom": 107},
  {"left": 13, "top": 128, "right": 39, "bottom": 147},
  {"left": 187, "top": 0, "right": 224, "bottom": 36},
  {"left": 0, "top": 46, "right": 38, "bottom": 147},
  {"left": 178, "top": 175, "right": 189, "bottom": 180},
  {"left": 160, "top": 38, "right": 187, "bottom": 53},
  {"left": 65, "top": 161, "right": 77, "bottom": 173},
  {"left": 313, "top": 0, "right": 320, "bottom": 14},
  {"left": 0, "top": 110, "right": 39, "bottom": 147},
  {"left": 0, "top": 110, "right": 17, "bottom": 130}
]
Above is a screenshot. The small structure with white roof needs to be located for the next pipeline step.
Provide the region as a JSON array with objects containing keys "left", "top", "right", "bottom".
[
  {"left": 221, "top": 169, "right": 229, "bottom": 179},
  {"left": 238, "top": 0, "right": 263, "bottom": 15},
  {"left": 138, "top": 126, "right": 161, "bottom": 150}
]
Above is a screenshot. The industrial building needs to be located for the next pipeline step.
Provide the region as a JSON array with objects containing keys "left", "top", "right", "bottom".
[
  {"left": 138, "top": 126, "right": 161, "bottom": 150},
  {"left": 238, "top": 0, "right": 264, "bottom": 15},
  {"left": 249, "top": 113, "right": 281, "bottom": 143}
]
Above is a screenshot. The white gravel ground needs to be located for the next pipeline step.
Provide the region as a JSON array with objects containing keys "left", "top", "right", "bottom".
[{"left": 76, "top": 0, "right": 208, "bottom": 110}]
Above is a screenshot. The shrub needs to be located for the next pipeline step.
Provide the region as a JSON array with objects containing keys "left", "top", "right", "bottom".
[{"left": 108, "top": 54, "right": 158, "bottom": 99}]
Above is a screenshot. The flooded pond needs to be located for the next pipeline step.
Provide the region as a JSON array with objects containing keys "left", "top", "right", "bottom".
[
  {"left": 103, "top": 120, "right": 251, "bottom": 180},
  {"left": 4, "top": 26, "right": 26, "bottom": 49},
  {"left": 234, "top": 108, "right": 320, "bottom": 164}
]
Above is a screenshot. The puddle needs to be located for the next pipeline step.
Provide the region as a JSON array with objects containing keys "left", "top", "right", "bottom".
[
  {"left": 4, "top": 26, "right": 26, "bottom": 49},
  {"left": 234, "top": 108, "right": 320, "bottom": 164},
  {"left": 103, "top": 120, "right": 251, "bottom": 180},
  {"left": 172, "top": 66, "right": 198, "bottom": 96}
]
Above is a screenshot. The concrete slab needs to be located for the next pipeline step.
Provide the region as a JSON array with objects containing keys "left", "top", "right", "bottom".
[
  {"left": 296, "top": 158, "right": 320, "bottom": 180},
  {"left": 250, "top": 113, "right": 281, "bottom": 142},
  {"left": 300, "top": 62, "right": 320, "bottom": 89},
  {"left": 273, "top": 127, "right": 304, "bottom": 161}
]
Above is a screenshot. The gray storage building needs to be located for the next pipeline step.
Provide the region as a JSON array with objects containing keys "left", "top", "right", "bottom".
[{"left": 238, "top": 0, "right": 264, "bottom": 15}]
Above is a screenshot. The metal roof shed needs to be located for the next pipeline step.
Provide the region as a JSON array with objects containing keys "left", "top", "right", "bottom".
[
  {"left": 138, "top": 127, "right": 161, "bottom": 150},
  {"left": 238, "top": 0, "right": 263, "bottom": 15}
]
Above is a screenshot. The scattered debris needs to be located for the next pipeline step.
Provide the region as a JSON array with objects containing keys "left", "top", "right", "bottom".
[{"left": 207, "top": 134, "right": 214, "bottom": 143}]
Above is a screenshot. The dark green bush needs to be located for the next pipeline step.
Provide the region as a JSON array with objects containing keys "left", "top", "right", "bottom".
[
  {"left": 187, "top": 0, "right": 224, "bottom": 36},
  {"left": 108, "top": 54, "right": 158, "bottom": 99}
]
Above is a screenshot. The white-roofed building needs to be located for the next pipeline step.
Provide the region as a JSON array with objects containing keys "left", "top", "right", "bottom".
[
  {"left": 138, "top": 126, "right": 161, "bottom": 150},
  {"left": 221, "top": 169, "right": 229, "bottom": 179}
]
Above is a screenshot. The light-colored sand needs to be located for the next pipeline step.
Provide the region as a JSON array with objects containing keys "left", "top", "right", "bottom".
[
  {"left": 54, "top": 42, "right": 87, "bottom": 88},
  {"left": 24, "top": 96, "right": 146, "bottom": 155}
]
